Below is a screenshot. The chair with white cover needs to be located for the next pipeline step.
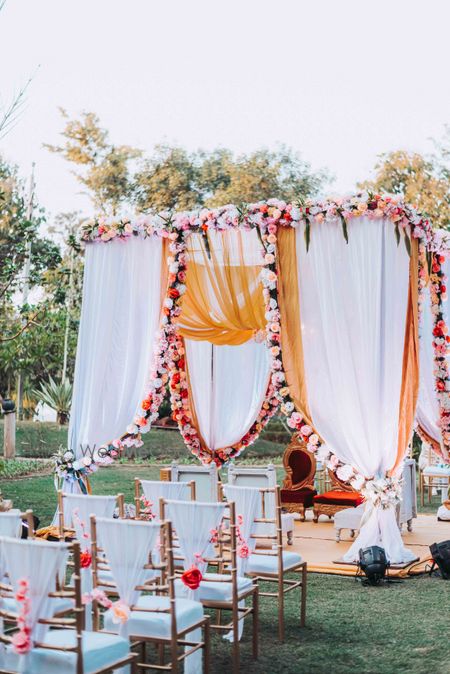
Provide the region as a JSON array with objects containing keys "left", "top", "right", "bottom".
[
  {"left": 163, "top": 462, "right": 218, "bottom": 503},
  {"left": 134, "top": 480, "right": 195, "bottom": 520},
  {"left": 223, "top": 484, "right": 306, "bottom": 642},
  {"left": 228, "top": 464, "right": 294, "bottom": 545},
  {"left": 0, "top": 537, "right": 136, "bottom": 673},
  {"left": 160, "top": 499, "right": 258, "bottom": 674},
  {"left": 57, "top": 492, "right": 124, "bottom": 629},
  {"left": 90, "top": 516, "right": 210, "bottom": 674}
]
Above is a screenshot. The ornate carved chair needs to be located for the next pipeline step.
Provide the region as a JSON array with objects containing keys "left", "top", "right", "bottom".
[
  {"left": 280, "top": 435, "right": 317, "bottom": 521},
  {"left": 313, "top": 470, "right": 364, "bottom": 522}
]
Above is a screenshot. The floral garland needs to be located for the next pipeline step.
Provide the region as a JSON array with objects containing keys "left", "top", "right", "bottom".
[
  {"left": 427, "top": 252, "right": 450, "bottom": 454},
  {"left": 53, "top": 447, "right": 97, "bottom": 491},
  {"left": 73, "top": 192, "right": 435, "bottom": 484},
  {"left": 12, "top": 578, "right": 32, "bottom": 655}
]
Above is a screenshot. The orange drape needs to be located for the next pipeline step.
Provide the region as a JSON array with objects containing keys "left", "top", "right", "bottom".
[
  {"left": 391, "top": 239, "right": 420, "bottom": 474},
  {"left": 276, "top": 227, "right": 314, "bottom": 426},
  {"left": 176, "top": 231, "right": 266, "bottom": 345}
]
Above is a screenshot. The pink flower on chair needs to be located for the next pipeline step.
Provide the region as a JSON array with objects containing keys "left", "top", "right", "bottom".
[
  {"left": 111, "top": 601, "right": 130, "bottom": 624},
  {"left": 13, "top": 578, "right": 32, "bottom": 655}
]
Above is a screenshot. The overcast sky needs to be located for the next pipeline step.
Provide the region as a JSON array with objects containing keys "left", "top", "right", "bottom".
[{"left": 1, "top": 0, "right": 449, "bottom": 221}]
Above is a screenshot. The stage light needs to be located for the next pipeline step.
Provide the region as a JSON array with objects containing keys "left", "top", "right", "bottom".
[
  {"left": 430, "top": 540, "right": 450, "bottom": 579},
  {"left": 358, "top": 546, "right": 389, "bottom": 585}
]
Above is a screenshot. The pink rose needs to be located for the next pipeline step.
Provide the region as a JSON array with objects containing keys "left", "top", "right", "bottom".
[{"left": 300, "top": 425, "right": 313, "bottom": 437}]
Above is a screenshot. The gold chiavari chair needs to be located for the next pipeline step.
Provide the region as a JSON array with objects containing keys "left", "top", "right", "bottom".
[
  {"left": 134, "top": 479, "right": 196, "bottom": 519},
  {"left": 57, "top": 490, "right": 125, "bottom": 541},
  {"left": 245, "top": 485, "right": 307, "bottom": 642},
  {"left": 0, "top": 540, "right": 137, "bottom": 674},
  {"left": 90, "top": 516, "right": 211, "bottom": 673},
  {"left": 160, "top": 498, "right": 259, "bottom": 674}
]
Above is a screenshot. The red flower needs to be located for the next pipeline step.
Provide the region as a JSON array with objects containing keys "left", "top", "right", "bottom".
[
  {"left": 181, "top": 565, "right": 202, "bottom": 590},
  {"left": 180, "top": 389, "right": 189, "bottom": 399},
  {"left": 168, "top": 288, "right": 180, "bottom": 299},
  {"left": 80, "top": 551, "right": 92, "bottom": 568},
  {"left": 259, "top": 204, "right": 268, "bottom": 213},
  {"left": 142, "top": 398, "right": 151, "bottom": 411},
  {"left": 178, "top": 357, "right": 185, "bottom": 369},
  {"left": 437, "top": 380, "right": 446, "bottom": 391}
]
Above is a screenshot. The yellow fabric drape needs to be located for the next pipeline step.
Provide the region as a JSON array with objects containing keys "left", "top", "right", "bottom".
[
  {"left": 391, "top": 239, "right": 420, "bottom": 474},
  {"left": 177, "top": 231, "right": 266, "bottom": 346},
  {"left": 276, "top": 227, "right": 314, "bottom": 426}
]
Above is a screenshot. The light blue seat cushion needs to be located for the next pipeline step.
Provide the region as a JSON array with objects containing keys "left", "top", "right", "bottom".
[
  {"left": 104, "top": 594, "right": 203, "bottom": 638},
  {"left": 1, "top": 595, "right": 74, "bottom": 615},
  {"left": 2, "top": 629, "right": 130, "bottom": 674},
  {"left": 247, "top": 551, "right": 302, "bottom": 575},
  {"left": 175, "top": 573, "right": 253, "bottom": 602}
]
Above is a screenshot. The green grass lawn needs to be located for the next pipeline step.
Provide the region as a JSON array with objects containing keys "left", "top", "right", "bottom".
[{"left": 1, "top": 465, "right": 449, "bottom": 673}]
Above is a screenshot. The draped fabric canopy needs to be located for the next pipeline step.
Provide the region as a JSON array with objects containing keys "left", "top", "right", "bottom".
[{"left": 69, "top": 195, "right": 444, "bottom": 561}]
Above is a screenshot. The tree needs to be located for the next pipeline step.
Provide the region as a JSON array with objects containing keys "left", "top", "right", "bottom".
[
  {"left": 45, "top": 110, "right": 141, "bottom": 215},
  {"left": 360, "top": 137, "right": 450, "bottom": 229},
  {"left": 47, "top": 111, "right": 330, "bottom": 216}
]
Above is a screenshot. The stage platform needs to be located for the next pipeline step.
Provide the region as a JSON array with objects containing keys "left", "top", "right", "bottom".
[{"left": 286, "top": 512, "right": 450, "bottom": 577}]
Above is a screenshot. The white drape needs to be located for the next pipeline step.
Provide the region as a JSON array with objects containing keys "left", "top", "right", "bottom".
[
  {"left": 222, "top": 485, "right": 260, "bottom": 574},
  {"left": 95, "top": 517, "right": 160, "bottom": 636},
  {"left": 64, "top": 494, "right": 117, "bottom": 543},
  {"left": 1, "top": 537, "right": 69, "bottom": 671},
  {"left": 69, "top": 236, "right": 163, "bottom": 458},
  {"left": 296, "top": 216, "right": 415, "bottom": 563},
  {"left": 140, "top": 480, "right": 192, "bottom": 518},
  {"left": 185, "top": 339, "right": 270, "bottom": 449},
  {"left": 416, "top": 258, "right": 450, "bottom": 460}
]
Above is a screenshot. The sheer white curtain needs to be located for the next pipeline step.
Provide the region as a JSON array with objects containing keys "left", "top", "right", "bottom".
[
  {"left": 185, "top": 339, "right": 270, "bottom": 449},
  {"left": 296, "top": 216, "right": 415, "bottom": 563},
  {"left": 69, "top": 236, "right": 163, "bottom": 459},
  {"left": 416, "top": 258, "right": 450, "bottom": 460},
  {"left": 222, "top": 485, "right": 260, "bottom": 574}
]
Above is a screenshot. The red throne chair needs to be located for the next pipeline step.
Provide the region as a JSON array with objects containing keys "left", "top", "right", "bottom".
[
  {"left": 313, "top": 470, "right": 364, "bottom": 522},
  {"left": 280, "top": 435, "right": 317, "bottom": 521}
]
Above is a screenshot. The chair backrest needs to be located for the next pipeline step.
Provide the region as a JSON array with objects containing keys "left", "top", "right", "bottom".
[
  {"left": 222, "top": 484, "right": 261, "bottom": 574},
  {"left": 327, "top": 470, "right": 356, "bottom": 493},
  {"left": 0, "top": 537, "right": 80, "bottom": 661},
  {"left": 249, "top": 486, "right": 284, "bottom": 575},
  {"left": 160, "top": 498, "right": 238, "bottom": 602},
  {"left": 58, "top": 491, "right": 123, "bottom": 541},
  {"left": 90, "top": 516, "right": 178, "bottom": 637},
  {"left": 228, "top": 464, "right": 277, "bottom": 532},
  {"left": 169, "top": 461, "right": 218, "bottom": 502},
  {"left": 282, "top": 435, "right": 316, "bottom": 490},
  {"left": 134, "top": 479, "right": 195, "bottom": 519}
]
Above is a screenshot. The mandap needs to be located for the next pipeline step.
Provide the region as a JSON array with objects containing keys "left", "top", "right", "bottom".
[{"left": 59, "top": 192, "right": 450, "bottom": 564}]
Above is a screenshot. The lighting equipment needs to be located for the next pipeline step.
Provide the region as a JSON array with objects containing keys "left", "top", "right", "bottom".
[
  {"left": 429, "top": 540, "right": 450, "bottom": 579},
  {"left": 358, "top": 546, "right": 389, "bottom": 585}
]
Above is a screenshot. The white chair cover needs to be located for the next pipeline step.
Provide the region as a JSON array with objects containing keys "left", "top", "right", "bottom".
[
  {"left": 140, "top": 481, "right": 192, "bottom": 518},
  {"left": 222, "top": 485, "right": 260, "bottom": 574},
  {"left": 64, "top": 494, "right": 117, "bottom": 629},
  {"left": 95, "top": 518, "right": 160, "bottom": 637},
  {"left": 0, "top": 537, "right": 69, "bottom": 672},
  {"left": 0, "top": 511, "right": 22, "bottom": 577}
]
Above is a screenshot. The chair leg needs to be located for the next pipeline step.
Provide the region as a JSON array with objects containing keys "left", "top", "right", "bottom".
[
  {"left": 278, "top": 574, "right": 285, "bottom": 642},
  {"left": 232, "top": 601, "right": 240, "bottom": 674},
  {"left": 299, "top": 505, "right": 305, "bottom": 522},
  {"left": 252, "top": 586, "right": 259, "bottom": 660},
  {"left": 204, "top": 616, "right": 211, "bottom": 674},
  {"left": 300, "top": 563, "right": 307, "bottom": 627},
  {"left": 287, "top": 529, "right": 293, "bottom": 546}
]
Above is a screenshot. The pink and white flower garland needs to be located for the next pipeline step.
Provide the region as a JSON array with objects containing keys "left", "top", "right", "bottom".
[
  {"left": 428, "top": 252, "right": 450, "bottom": 456},
  {"left": 12, "top": 578, "right": 32, "bottom": 655}
]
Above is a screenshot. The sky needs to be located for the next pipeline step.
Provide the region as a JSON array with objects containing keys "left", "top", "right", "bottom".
[{"left": 0, "top": 0, "right": 449, "bottom": 222}]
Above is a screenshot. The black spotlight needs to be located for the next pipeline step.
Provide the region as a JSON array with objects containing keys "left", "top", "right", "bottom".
[
  {"left": 358, "top": 546, "right": 389, "bottom": 585},
  {"left": 429, "top": 540, "right": 450, "bottom": 579}
]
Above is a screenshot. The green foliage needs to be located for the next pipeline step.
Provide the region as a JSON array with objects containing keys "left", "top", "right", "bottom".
[
  {"left": 360, "top": 129, "right": 450, "bottom": 229},
  {"left": 32, "top": 376, "right": 72, "bottom": 424},
  {"left": 0, "top": 457, "right": 51, "bottom": 479},
  {"left": 45, "top": 110, "right": 141, "bottom": 215},
  {"left": 49, "top": 112, "right": 329, "bottom": 215}
]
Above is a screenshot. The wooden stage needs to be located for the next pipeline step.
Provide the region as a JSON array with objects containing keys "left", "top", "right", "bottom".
[{"left": 285, "top": 512, "right": 450, "bottom": 577}]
